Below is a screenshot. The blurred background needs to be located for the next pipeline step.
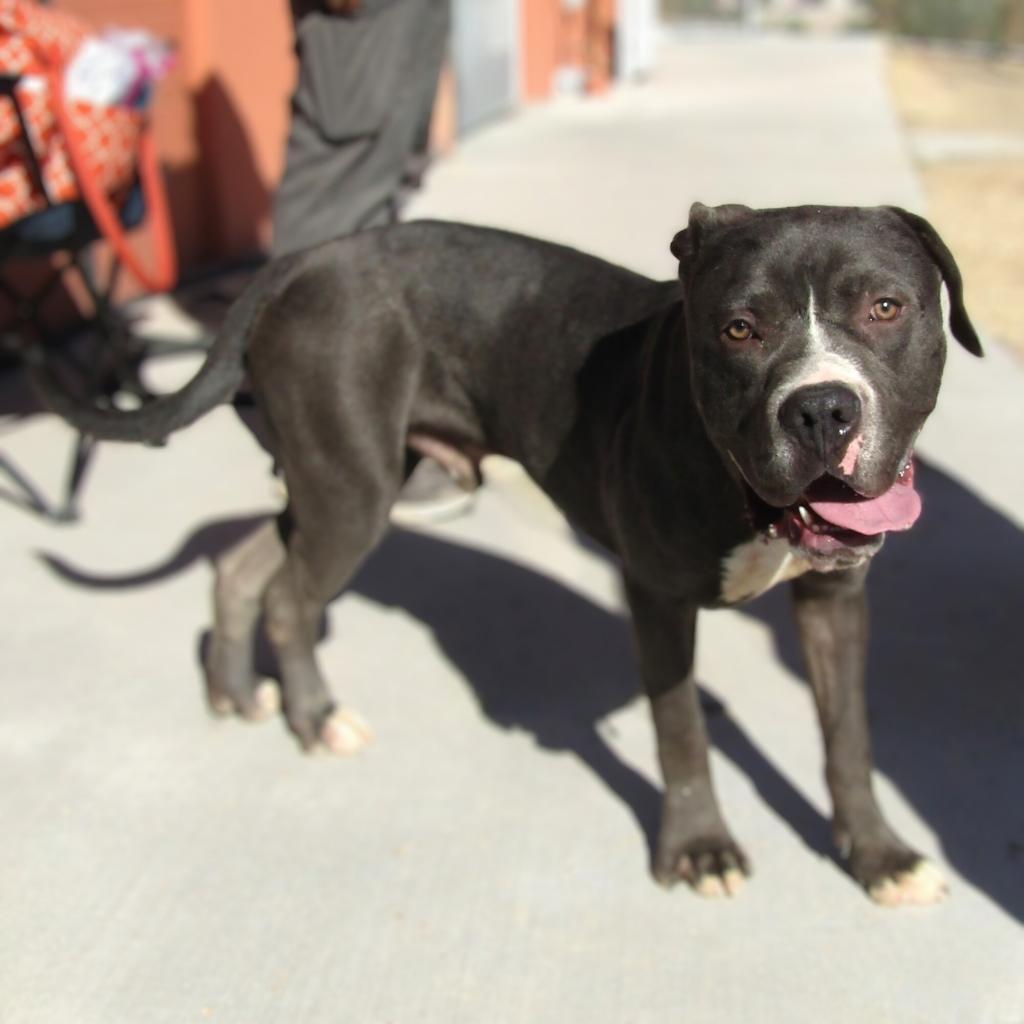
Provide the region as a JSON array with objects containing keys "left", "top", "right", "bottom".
[
  {"left": 43, "top": 0, "right": 1022, "bottom": 354},
  {"left": 2, "top": 6, "right": 1022, "bottom": 1018}
]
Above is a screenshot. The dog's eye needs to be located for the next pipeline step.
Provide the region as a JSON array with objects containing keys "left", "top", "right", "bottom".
[
  {"left": 723, "top": 319, "right": 754, "bottom": 342},
  {"left": 869, "top": 298, "right": 902, "bottom": 322}
]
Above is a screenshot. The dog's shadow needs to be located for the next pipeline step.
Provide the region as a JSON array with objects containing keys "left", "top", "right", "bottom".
[
  {"left": 39, "top": 458, "right": 1024, "bottom": 920},
  {"left": 345, "top": 527, "right": 835, "bottom": 870}
]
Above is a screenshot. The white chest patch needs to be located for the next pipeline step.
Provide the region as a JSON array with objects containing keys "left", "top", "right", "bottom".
[{"left": 720, "top": 536, "right": 815, "bottom": 604}]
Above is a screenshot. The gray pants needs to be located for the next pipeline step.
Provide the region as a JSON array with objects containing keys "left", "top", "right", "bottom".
[{"left": 272, "top": 0, "right": 451, "bottom": 258}]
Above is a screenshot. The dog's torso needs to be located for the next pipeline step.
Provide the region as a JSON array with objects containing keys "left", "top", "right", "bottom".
[{"left": 249, "top": 222, "right": 758, "bottom": 607}]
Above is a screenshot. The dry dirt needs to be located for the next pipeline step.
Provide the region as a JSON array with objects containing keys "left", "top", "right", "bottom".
[{"left": 886, "top": 44, "right": 1024, "bottom": 355}]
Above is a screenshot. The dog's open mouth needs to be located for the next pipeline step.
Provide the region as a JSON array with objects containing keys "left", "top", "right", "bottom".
[{"left": 752, "top": 460, "right": 921, "bottom": 555}]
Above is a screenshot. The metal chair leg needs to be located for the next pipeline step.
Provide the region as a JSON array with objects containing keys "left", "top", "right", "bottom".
[
  {"left": 0, "top": 430, "right": 94, "bottom": 524},
  {"left": 56, "top": 431, "right": 96, "bottom": 522}
]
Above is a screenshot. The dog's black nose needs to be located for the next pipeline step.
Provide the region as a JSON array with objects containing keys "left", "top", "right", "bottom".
[{"left": 778, "top": 383, "right": 862, "bottom": 464}]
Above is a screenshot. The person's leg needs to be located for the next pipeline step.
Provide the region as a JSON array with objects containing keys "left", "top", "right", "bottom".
[
  {"left": 272, "top": 108, "right": 383, "bottom": 258},
  {"left": 273, "top": 0, "right": 470, "bottom": 521},
  {"left": 272, "top": 0, "right": 451, "bottom": 257},
  {"left": 386, "top": 0, "right": 452, "bottom": 212},
  {"left": 368, "top": 1, "right": 474, "bottom": 521}
]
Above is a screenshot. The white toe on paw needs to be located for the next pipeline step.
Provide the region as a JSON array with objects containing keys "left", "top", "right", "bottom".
[
  {"left": 722, "top": 868, "right": 746, "bottom": 897},
  {"left": 695, "top": 874, "right": 728, "bottom": 899},
  {"left": 319, "top": 709, "right": 375, "bottom": 756},
  {"left": 693, "top": 869, "right": 745, "bottom": 899},
  {"left": 870, "top": 859, "right": 948, "bottom": 907},
  {"left": 244, "top": 681, "right": 281, "bottom": 722},
  {"left": 209, "top": 694, "right": 236, "bottom": 717}
]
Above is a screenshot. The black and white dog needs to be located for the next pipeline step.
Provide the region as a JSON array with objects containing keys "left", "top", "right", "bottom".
[{"left": 34, "top": 203, "right": 982, "bottom": 905}]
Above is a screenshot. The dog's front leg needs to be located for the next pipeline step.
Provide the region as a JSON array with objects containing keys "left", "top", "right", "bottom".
[
  {"left": 625, "top": 579, "right": 750, "bottom": 898},
  {"left": 791, "top": 566, "right": 947, "bottom": 905}
]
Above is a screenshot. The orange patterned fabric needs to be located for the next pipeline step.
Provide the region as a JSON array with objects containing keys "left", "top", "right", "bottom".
[{"left": 0, "top": 0, "right": 141, "bottom": 230}]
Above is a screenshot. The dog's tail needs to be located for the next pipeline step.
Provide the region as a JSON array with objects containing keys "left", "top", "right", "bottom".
[{"left": 26, "top": 262, "right": 277, "bottom": 446}]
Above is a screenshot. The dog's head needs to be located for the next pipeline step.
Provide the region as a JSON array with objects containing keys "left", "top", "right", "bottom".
[{"left": 672, "top": 203, "right": 981, "bottom": 568}]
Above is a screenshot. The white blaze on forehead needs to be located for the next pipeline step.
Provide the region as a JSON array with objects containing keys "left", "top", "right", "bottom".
[
  {"left": 767, "top": 288, "right": 878, "bottom": 476},
  {"left": 806, "top": 287, "right": 830, "bottom": 353},
  {"left": 800, "top": 288, "right": 870, "bottom": 391}
]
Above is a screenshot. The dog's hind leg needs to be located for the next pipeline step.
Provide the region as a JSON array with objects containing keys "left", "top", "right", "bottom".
[
  {"left": 245, "top": 264, "right": 419, "bottom": 753},
  {"left": 261, "top": 464, "right": 397, "bottom": 754},
  {"left": 205, "top": 520, "right": 286, "bottom": 722}
]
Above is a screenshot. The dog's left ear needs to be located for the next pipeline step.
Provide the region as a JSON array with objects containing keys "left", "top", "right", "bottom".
[
  {"left": 886, "top": 207, "right": 983, "bottom": 357},
  {"left": 671, "top": 202, "right": 754, "bottom": 279}
]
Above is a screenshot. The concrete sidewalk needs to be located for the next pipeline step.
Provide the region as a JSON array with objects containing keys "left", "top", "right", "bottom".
[{"left": 2, "top": 29, "right": 1022, "bottom": 1024}]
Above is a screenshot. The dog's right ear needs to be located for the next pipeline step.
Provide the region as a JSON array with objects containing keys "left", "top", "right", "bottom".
[{"left": 671, "top": 202, "right": 754, "bottom": 279}]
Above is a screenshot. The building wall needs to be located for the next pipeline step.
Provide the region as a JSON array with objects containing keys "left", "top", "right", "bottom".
[
  {"left": 179, "top": 0, "right": 294, "bottom": 257},
  {"left": 452, "top": 0, "right": 520, "bottom": 131},
  {"left": 521, "top": 0, "right": 561, "bottom": 100},
  {"left": 521, "top": 0, "right": 617, "bottom": 100}
]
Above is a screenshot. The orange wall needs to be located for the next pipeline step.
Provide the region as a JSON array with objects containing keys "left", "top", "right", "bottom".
[
  {"left": 180, "top": 0, "right": 294, "bottom": 256},
  {"left": 521, "top": 0, "right": 560, "bottom": 102}
]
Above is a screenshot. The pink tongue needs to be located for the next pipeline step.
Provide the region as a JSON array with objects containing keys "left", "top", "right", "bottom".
[{"left": 808, "top": 479, "right": 922, "bottom": 536}]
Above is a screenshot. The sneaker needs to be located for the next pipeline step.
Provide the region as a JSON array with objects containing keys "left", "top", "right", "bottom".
[{"left": 389, "top": 457, "right": 476, "bottom": 526}]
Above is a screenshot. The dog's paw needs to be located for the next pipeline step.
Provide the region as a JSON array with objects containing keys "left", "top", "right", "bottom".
[
  {"left": 242, "top": 681, "right": 282, "bottom": 722},
  {"left": 849, "top": 844, "right": 948, "bottom": 907},
  {"left": 204, "top": 637, "right": 280, "bottom": 723},
  {"left": 655, "top": 836, "right": 751, "bottom": 898},
  {"left": 317, "top": 708, "right": 375, "bottom": 756},
  {"left": 207, "top": 690, "right": 236, "bottom": 717},
  {"left": 865, "top": 857, "right": 948, "bottom": 907},
  {"left": 207, "top": 678, "right": 280, "bottom": 722}
]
